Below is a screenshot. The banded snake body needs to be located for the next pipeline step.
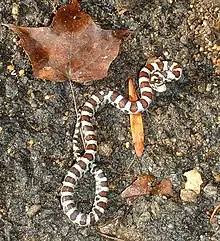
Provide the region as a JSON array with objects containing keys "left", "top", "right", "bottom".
[{"left": 61, "top": 59, "right": 183, "bottom": 226}]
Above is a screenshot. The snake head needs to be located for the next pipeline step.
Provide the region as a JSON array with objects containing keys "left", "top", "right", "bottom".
[
  {"left": 149, "top": 69, "right": 179, "bottom": 92},
  {"left": 149, "top": 72, "right": 167, "bottom": 92}
]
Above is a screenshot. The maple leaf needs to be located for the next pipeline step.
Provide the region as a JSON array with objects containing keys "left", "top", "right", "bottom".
[{"left": 7, "top": 0, "right": 128, "bottom": 83}]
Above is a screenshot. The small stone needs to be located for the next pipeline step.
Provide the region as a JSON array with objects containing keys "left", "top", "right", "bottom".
[
  {"left": 212, "top": 162, "right": 220, "bottom": 183},
  {"left": 215, "top": 21, "right": 220, "bottom": 31},
  {"left": 168, "top": 223, "right": 174, "bottom": 229},
  {"left": 27, "top": 204, "right": 41, "bottom": 217},
  {"left": 214, "top": 173, "right": 220, "bottom": 182},
  {"left": 98, "top": 143, "right": 113, "bottom": 157},
  {"left": 155, "top": 107, "right": 162, "bottom": 115},
  {"left": 198, "top": 84, "right": 206, "bottom": 93},
  {"left": 53, "top": 158, "right": 64, "bottom": 168},
  {"left": 163, "top": 51, "right": 169, "bottom": 57},
  {"left": 18, "top": 69, "right": 25, "bottom": 76},
  {"left": 117, "top": 133, "right": 126, "bottom": 141},
  {"left": 44, "top": 94, "right": 56, "bottom": 100},
  {"left": 176, "top": 151, "right": 184, "bottom": 157},
  {"left": 6, "top": 79, "right": 18, "bottom": 98},
  {"left": 206, "top": 83, "right": 212, "bottom": 92},
  {"left": 7, "top": 147, "right": 13, "bottom": 154},
  {"left": 125, "top": 142, "right": 130, "bottom": 149},
  {"left": 7, "top": 65, "right": 14, "bottom": 72},
  {"left": 183, "top": 169, "right": 203, "bottom": 194},
  {"left": 171, "top": 138, "right": 177, "bottom": 143},
  {"left": 180, "top": 36, "right": 188, "bottom": 45},
  {"left": 12, "top": 3, "right": 19, "bottom": 17},
  {"left": 203, "top": 20, "right": 208, "bottom": 26},
  {"left": 62, "top": 111, "right": 69, "bottom": 121},
  {"left": 27, "top": 139, "right": 35, "bottom": 147},
  {"left": 212, "top": 44, "right": 218, "bottom": 50},
  {"left": 199, "top": 46, "right": 204, "bottom": 52},
  {"left": 203, "top": 183, "right": 217, "bottom": 197},
  {"left": 180, "top": 189, "right": 197, "bottom": 203},
  {"left": 150, "top": 201, "right": 160, "bottom": 217}
]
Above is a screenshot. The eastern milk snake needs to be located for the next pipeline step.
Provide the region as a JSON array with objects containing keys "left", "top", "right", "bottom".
[{"left": 61, "top": 58, "right": 183, "bottom": 226}]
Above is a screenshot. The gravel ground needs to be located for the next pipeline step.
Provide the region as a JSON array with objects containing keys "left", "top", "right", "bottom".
[{"left": 0, "top": 0, "right": 219, "bottom": 241}]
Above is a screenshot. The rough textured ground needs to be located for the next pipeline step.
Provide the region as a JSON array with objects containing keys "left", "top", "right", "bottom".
[{"left": 0, "top": 0, "right": 219, "bottom": 241}]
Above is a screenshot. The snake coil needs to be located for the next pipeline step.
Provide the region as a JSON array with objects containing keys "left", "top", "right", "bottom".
[{"left": 61, "top": 59, "right": 183, "bottom": 226}]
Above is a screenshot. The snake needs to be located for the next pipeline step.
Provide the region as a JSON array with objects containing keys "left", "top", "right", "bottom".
[{"left": 60, "top": 58, "right": 183, "bottom": 226}]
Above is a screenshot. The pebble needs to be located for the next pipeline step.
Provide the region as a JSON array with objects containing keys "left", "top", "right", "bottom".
[
  {"left": 27, "top": 139, "right": 35, "bottom": 147},
  {"left": 12, "top": 3, "right": 19, "bottom": 17},
  {"left": 180, "top": 189, "right": 198, "bottom": 203},
  {"left": 117, "top": 132, "right": 126, "bottom": 141},
  {"left": 27, "top": 204, "right": 41, "bottom": 217},
  {"left": 150, "top": 201, "right": 160, "bottom": 217},
  {"left": 5, "top": 80, "right": 18, "bottom": 98},
  {"left": 180, "top": 36, "right": 188, "bottom": 45},
  {"left": 18, "top": 69, "right": 25, "bottom": 76},
  {"left": 206, "top": 83, "right": 212, "bottom": 92},
  {"left": 203, "top": 183, "right": 217, "bottom": 197},
  {"left": 125, "top": 141, "right": 130, "bottom": 149},
  {"left": 197, "top": 84, "right": 206, "bottom": 93},
  {"left": 214, "top": 173, "right": 220, "bottom": 182},
  {"left": 7, "top": 65, "right": 14, "bottom": 72},
  {"left": 176, "top": 151, "right": 184, "bottom": 157},
  {"left": 98, "top": 142, "right": 113, "bottom": 157}
]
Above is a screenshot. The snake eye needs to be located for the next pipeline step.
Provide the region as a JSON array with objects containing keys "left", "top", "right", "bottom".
[{"left": 149, "top": 73, "right": 167, "bottom": 92}]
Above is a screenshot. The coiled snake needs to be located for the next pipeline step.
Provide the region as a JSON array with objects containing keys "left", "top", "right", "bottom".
[{"left": 61, "top": 58, "right": 183, "bottom": 226}]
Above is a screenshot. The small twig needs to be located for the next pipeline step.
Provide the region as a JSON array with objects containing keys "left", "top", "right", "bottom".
[
  {"left": 119, "top": 174, "right": 136, "bottom": 179},
  {"left": 126, "top": 155, "right": 137, "bottom": 171},
  {"left": 69, "top": 80, "right": 85, "bottom": 149},
  {"left": 210, "top": 204, "right": 220, "bottom": 222},
  {"left": 97, "top": 231, "right": 125, "bottom": 241},
  {"left": 67, "top": 38, "right": 85, "bottom": 150}
]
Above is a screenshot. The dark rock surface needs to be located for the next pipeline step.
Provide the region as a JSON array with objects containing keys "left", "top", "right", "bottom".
[{"left": 0, "top": 0, "right": 219, "bottom": 240}]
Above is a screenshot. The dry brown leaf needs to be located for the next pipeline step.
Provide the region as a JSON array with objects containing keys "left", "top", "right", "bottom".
[
  {"left": 98, "top": 217, "right": 121, "bottom": 237},
  {"left": 121, "top": 174, "right": 174, "bottom": 204},
  {"left": 152, "top": 179, "right": 174, "bottom": 197},
  {"left": 7, "top": 0, "right": 128, "bottom": 82},
  {"left": 121, "top": 174, "right": 156, "bottom": 204},
  {"left": 128, "top": 77, "right": 144, "bottom": 157}
]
